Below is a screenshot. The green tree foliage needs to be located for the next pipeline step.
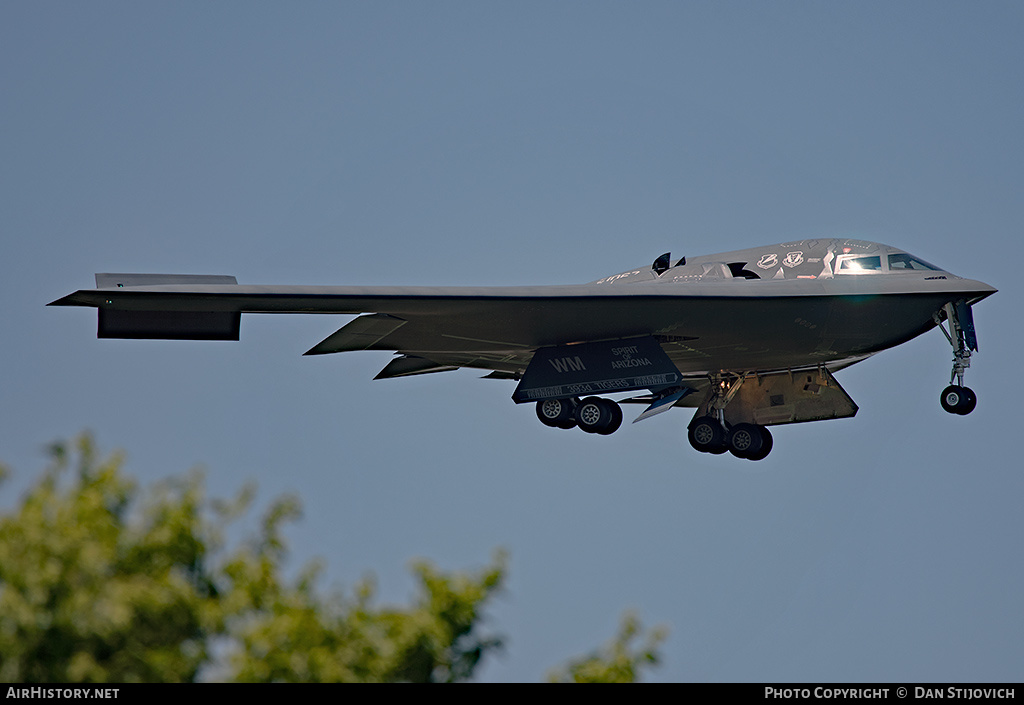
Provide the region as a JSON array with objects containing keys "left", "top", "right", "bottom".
[
  {"left": 0, "top": 436, "right": 216, "bottom": 682},
  {"left": 546, "top": 611, "right": 668, "bottom": 683},
  {"left": 220, "top": 512, "right": 506, "bottom": 683},
  {"left": 0, "top": 434, "right": 664, "bottom": 682}
]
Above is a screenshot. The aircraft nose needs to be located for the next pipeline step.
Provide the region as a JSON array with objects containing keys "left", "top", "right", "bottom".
[{"left": 964, "top": 279, "right": 998, "bottom": 303}]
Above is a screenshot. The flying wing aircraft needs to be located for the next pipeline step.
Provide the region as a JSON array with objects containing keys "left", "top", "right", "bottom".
[{"left": 49, "top": 238, "right": 996, "bottom": 460}]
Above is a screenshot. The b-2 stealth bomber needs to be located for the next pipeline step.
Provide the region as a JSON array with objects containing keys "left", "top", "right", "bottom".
[{"left": 49, "top": 238, "right": 996, "bottom": 460}]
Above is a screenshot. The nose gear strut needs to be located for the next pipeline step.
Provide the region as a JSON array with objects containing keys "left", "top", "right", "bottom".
[{"left": 934, "top": 300, "right": 979, "bottom": 415}]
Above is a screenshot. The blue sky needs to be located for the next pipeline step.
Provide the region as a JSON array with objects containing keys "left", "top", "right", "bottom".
[{"left": 2, "top": 1, "right": 1022, "bottom": 681}]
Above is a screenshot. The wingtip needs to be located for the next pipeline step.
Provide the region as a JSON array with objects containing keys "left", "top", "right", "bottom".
[{"left": 47, "top": 293, "right": 82, "bottom": 307}]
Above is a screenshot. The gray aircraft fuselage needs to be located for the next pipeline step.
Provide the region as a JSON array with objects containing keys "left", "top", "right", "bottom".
[{"left": 49, "top": 237, "right": 996, "bottom": 459}]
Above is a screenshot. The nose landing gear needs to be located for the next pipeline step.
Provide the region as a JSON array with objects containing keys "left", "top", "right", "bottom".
[{"left": 935, "top": 300, "right": 980, "bottom": 416}]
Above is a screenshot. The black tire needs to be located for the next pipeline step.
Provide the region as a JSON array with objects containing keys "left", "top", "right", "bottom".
[
  {"left": 576, "top": 397, "right": 620, "bottom": 434},
  {"left": 727, "top": 423, "right": 764, "bottom": 459},
  {"left": 745, "top": 426, "right": 774, "bottom": 461},
  {"left": 688, "top": 416, "right": 726, "bottom": 453},
  {"left": 536, "top": 398, "right": 576, "bottom": 428},
  {"left": 940, "top": 385, "right": 976, "bottom": 415},
  {"left": 957, "top": 387, "right": 977, "bottom": 415},
  {"left": 595, "top": 399, "right": 623, "bottom": 435},
  {"left": 576, "top": 397, "right": 607, "bottom": 434},
  {"left": 940, "top": 385, "right": 963, "bottom": 414}
]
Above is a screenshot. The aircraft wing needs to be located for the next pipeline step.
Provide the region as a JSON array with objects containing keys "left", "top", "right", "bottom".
[
  {"left": 48, "top": 269, "right": 993, "bottom": 382},
  {"left": 49, "top": 274, "right": 717, "bottom": 377},
  {"left": 50, "top": 276, "right": 695, "bottom": 349}
]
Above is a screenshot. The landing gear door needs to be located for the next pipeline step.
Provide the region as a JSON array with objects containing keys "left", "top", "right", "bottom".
[
  {"left": 696, "top": 368, "right": 859, "bottom": 427},
  {"left": 954, "top": 299, "right": 979, "bottom": 352},
  {"left": 512, "top": 336, "right": 682, "bottom": 403}
]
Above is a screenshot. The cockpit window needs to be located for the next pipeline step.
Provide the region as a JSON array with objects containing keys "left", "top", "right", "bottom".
[
  {"left": 888, "top": 253, "right": 940, "bottom": 271},
  {"left": 837, "top": 255, "right": 882, "bottom": 272}
]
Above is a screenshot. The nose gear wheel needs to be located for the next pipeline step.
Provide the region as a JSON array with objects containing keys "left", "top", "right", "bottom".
[{"left": 940, "top": 385, "right": 977, "bottom": 416}]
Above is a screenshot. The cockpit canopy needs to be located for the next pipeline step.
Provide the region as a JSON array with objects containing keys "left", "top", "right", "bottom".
[
  {"left": 836, "top": 252, "right": 941, "bottom": 274},
  {"left": 590, "top": 239, "right": 949, "bottom": 285}
]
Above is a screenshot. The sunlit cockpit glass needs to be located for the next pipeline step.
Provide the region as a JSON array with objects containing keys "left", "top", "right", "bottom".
[
  {"left": 838, "top": 256, "right": 882, "bottom": 272},
  {"left": 888, "top": 253, "right": 940, "bottom": 271}
]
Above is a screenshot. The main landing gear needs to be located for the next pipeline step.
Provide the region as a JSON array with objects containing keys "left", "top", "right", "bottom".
[
  {"left": 687, "top": 416, "right": 773, "bottom": 461},
  {"left": 536, "top": 397, "right": 623, "bottom": 435},
  {"left": 684, "top": 372, "right": 778, "bottom": 461},
  {"left": 935, "top": 300, "right": 980, "bottom": 416}
]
